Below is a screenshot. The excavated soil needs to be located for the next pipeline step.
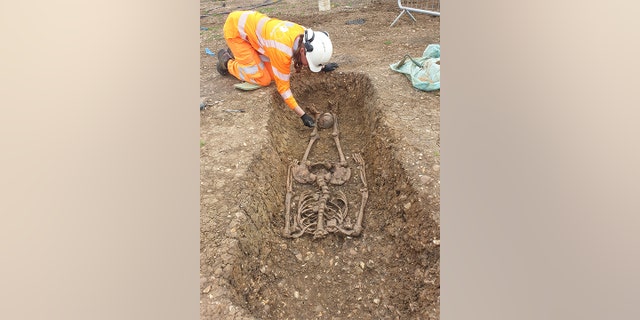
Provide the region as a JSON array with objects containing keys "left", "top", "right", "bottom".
[{"left": 232, "top": 73, "right": 439, "bottom": 319}]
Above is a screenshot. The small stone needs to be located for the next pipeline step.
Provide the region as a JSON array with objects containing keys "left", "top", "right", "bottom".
[
  {"left": 420, "top": 175, "right": 433, "bottom": 184},
  {"left": 404, "top": 202, "right": 412, "bottom": 210},
  {"left": 432, "top": 164, "right": 440, "bottom": 172},
  {"left": 294, "top": 291, "right": 300, "bottom": 299},
  {"left": 373, "top": 298, "right": 380, "bottom": 304},
  {"left": 366, "top": 259, "right": 375, "bottom": 268},
  {"left": 202, "top": 285, "right": 211, "bottom": 294}
]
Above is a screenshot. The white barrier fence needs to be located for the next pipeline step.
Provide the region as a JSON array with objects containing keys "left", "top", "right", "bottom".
[{"left": 390, "top": 0, "right": 440, "bottom": 27}]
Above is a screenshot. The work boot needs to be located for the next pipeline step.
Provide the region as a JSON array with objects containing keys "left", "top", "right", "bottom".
[
  {"left": 216, "top": 48, "right": 233, "bottom": 76},
  {"left": 225, "top": 48, "right": 235, "bottom": 59}
]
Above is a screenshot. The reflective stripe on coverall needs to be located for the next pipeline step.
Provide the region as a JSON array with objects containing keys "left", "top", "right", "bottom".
[{"left": 223, "top": 11, "right": 305, "bottom": 111}]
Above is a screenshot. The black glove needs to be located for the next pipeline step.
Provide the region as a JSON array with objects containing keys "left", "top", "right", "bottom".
[
  {"left": 301, "top": 113, "right": 315, "bottom": 127},
  {"left": 321, "top": 62, "right": 339, "bottom": 72}
]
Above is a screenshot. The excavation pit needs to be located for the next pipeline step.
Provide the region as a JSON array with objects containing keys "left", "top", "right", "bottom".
[{"left": 232, "top": 72, "right": 439, "bottom": 319}]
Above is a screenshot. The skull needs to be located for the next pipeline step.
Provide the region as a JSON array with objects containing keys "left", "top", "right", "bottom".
[{"left": 317, "top": 113, "right": 334, "bottom": 129}]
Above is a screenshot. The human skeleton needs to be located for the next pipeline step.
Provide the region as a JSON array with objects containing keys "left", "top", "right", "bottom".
[{"left": 282, "top": 113, "right": 368, "bottom": 239}]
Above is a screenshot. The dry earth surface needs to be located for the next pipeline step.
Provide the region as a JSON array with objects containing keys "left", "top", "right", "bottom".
[{"left": 200, "top": 1, "right": 440, "bottom": 319}]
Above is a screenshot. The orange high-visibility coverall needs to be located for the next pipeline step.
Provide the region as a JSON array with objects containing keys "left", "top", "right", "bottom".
[{"left": 223, "top": 11, "right": 305, "bottom": 111}]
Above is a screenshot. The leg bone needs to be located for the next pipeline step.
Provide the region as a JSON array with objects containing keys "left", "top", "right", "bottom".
[
  {"left": 331, "top": 113, "right": 347, "bottom": 164},
  {"left": 302, "top": 119, "right": 320, "bottom": 162}
]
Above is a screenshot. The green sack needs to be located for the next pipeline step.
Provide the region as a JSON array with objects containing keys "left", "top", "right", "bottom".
[{"left": 390, "top": 44, "right": 440, "bottom": 92}]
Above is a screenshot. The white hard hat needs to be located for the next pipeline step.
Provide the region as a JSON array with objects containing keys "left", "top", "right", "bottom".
[{"left": 303, "top": 29, "right": 333, "bottom": 73}]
